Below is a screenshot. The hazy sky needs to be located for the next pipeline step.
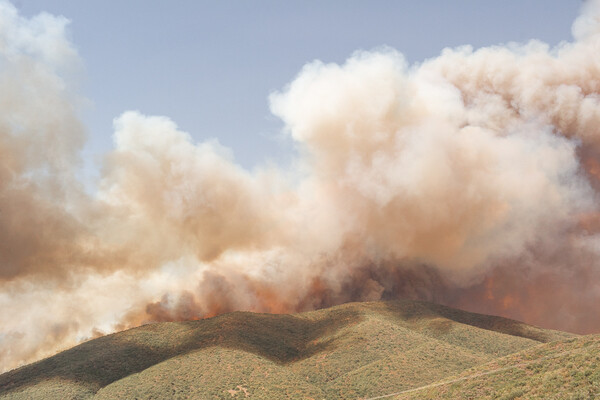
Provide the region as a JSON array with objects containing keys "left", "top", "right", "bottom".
[{"left": 16, "top": 1, "right": 582, "bottom": 170}]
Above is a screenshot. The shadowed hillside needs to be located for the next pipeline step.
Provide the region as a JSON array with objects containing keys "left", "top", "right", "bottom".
[{"left": 0, "top": 300, "right": 576, "bottom": 399}]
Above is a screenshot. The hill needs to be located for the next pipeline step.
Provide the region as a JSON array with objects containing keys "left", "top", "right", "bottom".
[
  {"left": 0, "top": 300, "right": 577, "bottom": 399},
  {"left": 395, "top": 334, "right": 600, "bottom": 400}
]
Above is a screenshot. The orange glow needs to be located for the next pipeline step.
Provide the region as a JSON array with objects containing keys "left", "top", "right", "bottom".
[{"left": 502, "top": 295, "right": 515, "bottom": 310}]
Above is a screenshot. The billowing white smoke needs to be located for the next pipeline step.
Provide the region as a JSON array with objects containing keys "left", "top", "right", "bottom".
[
  {"left": 270, "top": 50, "right": 593, "bottom": 278},
  {"left": 2, "top": 0, "right": 600, "bottom": 372}
]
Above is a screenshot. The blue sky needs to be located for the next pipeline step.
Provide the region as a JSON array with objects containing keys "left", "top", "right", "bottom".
[{"left": 16, "top": 1, "right": 582, "bottom": 170}]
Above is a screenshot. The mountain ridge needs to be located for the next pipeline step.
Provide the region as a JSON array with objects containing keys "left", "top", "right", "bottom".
[{"left": 0, "top": 300, "right": 583, "bottom": 399}]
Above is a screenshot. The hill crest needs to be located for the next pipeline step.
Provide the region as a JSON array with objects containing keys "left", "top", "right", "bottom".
[{"left": 0, "top": 300, "right": 578, "bottom": 399}]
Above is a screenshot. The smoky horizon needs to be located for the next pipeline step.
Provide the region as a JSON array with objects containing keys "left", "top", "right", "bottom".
[{"left": 1, "top": 0, "right": 600, "bottom": 373}]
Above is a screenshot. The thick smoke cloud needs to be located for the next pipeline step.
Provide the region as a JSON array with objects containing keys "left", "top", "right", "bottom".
[{"left": 2, "top": 0, "right": 600, "bottom": 372}]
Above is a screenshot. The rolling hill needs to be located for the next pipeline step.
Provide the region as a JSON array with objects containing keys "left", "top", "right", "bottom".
[
  {"left": 0, "top": 300, "right": 586, "bottom": 399},
  {"left": 396, "top": 334, "right": 600, "bottom": 399}
]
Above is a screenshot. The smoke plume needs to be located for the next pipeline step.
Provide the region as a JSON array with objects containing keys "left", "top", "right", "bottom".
[{"left": 2, "top": 0, "right": 600, "bottom": 372}]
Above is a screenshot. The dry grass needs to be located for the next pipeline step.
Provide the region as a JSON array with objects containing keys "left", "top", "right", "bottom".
[
  {"left": 396, "top": 334, "right": 600, "bottom": 400},
  {"left": 0, "top": 300, "right": 579, "bottom": 399}
]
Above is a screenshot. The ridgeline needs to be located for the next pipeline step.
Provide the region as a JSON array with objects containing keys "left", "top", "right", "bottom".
[{"left": 1, "top": 300, "right": 596, "bottom": 399}]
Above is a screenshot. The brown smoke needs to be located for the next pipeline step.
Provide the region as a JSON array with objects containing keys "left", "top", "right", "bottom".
[{"left": 2, "top": 0, "right": 600, "bottom": 372}]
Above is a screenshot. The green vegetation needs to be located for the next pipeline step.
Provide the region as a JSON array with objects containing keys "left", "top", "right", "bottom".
[
  {"left": 396, "top": 334, "right": 600, "bottom": 400},
  {"left": 0, "top": 300, "right": 581, "bottom": 399}
]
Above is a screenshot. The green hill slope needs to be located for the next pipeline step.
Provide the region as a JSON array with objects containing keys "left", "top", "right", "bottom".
[
  {"left": 394, "top": 334, "right": 600, "bottom": 400},
  {"left": 0, "top": 300, "right": 575, "bottom": 399}
]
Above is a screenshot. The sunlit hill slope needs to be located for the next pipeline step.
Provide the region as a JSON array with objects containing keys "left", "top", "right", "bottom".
[{"left": 0, "top": 300, "right": 585, "bottom": 399}]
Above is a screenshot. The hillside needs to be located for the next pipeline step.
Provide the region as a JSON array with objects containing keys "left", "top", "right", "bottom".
[
  {"left": 0, "top": 300, "right": 576, "bottom": 399},
  {"left": 395, "top": 334, "right": 600, "bottom": 400}
]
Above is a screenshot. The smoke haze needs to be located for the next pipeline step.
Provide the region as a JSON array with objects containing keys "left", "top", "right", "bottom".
[{"left": 2, "top": 0, "right": 600, "bottom": 371}]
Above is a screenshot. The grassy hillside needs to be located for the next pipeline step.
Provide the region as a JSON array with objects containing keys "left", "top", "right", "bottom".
[
  {"left": 395, "top": 334, "right": 600, "bottom": 400},
  {"left": 0, "top": 300, "right": 576, "bottom": 399}
]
